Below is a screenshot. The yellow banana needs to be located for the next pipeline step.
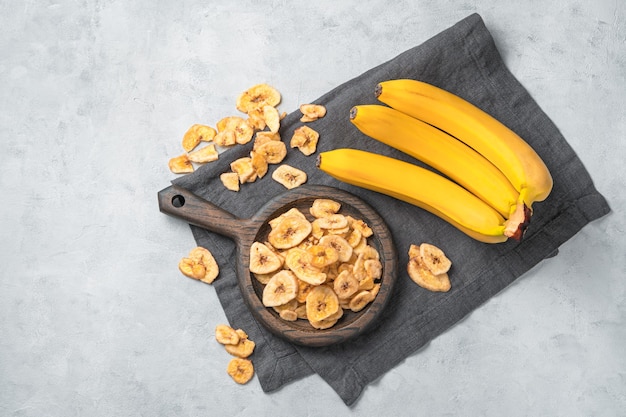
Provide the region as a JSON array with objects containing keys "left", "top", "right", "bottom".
[
  {"left": 317, "top": 148, "right": 513, "bottom": 243},
  {"left": 375, "top": 79, "right": 553, "bottom": 211},
  {"left": 349, "top": 104, "right": 519, "bottom": 218}
]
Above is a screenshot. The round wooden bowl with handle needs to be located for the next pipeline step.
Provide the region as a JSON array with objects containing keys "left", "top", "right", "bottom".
[{"left": 158, "top": 184, "right": 397, "bottom": 347}]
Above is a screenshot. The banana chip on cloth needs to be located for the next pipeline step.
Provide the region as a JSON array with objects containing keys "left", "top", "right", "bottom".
[{"left": 171, "top": 13, "right": 610, "bottom": 406}]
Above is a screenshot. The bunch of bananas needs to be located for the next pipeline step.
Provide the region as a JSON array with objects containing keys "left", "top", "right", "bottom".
[{"left": 317, "top": 79, "right": 553, "bottom": 244}]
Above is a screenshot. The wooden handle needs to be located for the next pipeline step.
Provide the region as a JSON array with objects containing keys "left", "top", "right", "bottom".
[{"left": 158, "top": 185, "right": 245, "bottom": 241}]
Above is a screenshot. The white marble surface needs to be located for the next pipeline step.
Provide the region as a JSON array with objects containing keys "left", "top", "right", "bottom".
[{"left": 1, "top": 1, "right": 624, "bottom": 416}]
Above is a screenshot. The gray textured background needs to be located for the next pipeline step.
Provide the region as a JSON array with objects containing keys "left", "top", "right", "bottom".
[{"left": 1, "top": 1, "right": 624, "bottom": 416}]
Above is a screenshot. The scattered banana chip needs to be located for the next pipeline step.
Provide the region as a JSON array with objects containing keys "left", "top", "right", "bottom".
[
  {"left": 290, "top": 125, "right": 319, "bottom": 156},
  {"left": 215, "top": 324, "right": 240, "bottom": 345},
  {"left": 250, "top": 199, "right": 382, "bottom": 329},
  {"left": 182, "top": 124, "right": 217, "bottom": 152},
  {"left": 407, "top": 243, "right": 451, "bottom": 292},
  {"left": 256, "top": 140, "right": 287, "bottom": 164},
  {"left": 187, "top": 144, "right": 219, "bottom": 163},
  {"left": 299, "top": 104, "right": 327, "bottom": 122},
  {"left": 236, "top": 83, "right": 281, "bottom": 114},
  {"left": 263, "top": 105, "right": 281, "bottom": 133},
  {"left": 419, "top": 243, "right": 452, "bottom": 275},
  {"left": 168, "top": 154, "right": 194, "bottom": 174},
  {"left": 224, "top": 336, "right": 256, "bottom": 358},
  {"left": 230, "top": 157, "right": 257, "bottom": 184},
  {"left": 220, "top": 172, "right": 240, "bottom": 192},
  {"left": 227, "top": 358, "right": 255, "bottom": 384},
  {"left": 178, "top": 246, "right": 219, "bottom": 284},
  {"left": 272, "top": 164, "right": 307, "bottom": 189}
]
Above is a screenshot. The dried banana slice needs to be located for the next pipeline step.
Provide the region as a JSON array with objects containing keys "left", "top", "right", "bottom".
[
  {"left": 263, "top": 105, "right": 281, "bottom": 133},
  {"left": 168, "top": 154, "right": 194, "bottom": 174},
  {"left": 178, "top": 247, "right": 219, "bottom": 284},
  {"left": 187, "top": 143, "right": 219, "bottom": 163},
  {"left": 407, "top": 255, "right": 451, "bottom": 292},
  {"left": 236, "top": 83, "right": 281, "bottom": 114},
  {"left": 227, "top": 358, "right": 254, "bottom": 384},
  {"left": 364, "top": 259, "right": 383, "bottom": 280},
  {"left": 182, "top": 124, "right": 216, "bottom": 152},
  {"left": 299, "top": 104, "right": 327, "bottom": 122},
  {"left": 408, "top": 243, "right": 421, "bottom": 259},
  {"left": 309, "top": 306, "right": 343, "bottom": 329},
  {"left": 318, "top": 234, "right": 353, "bottom": 263},
  {"left": 272, "top": 164, "right": 307, "bottom": 189},
  {"left": 333, "top": 270, "right": 359, "bottom": 299},
  {"left": 309, "top": 198, "right": 341, "bottom": 218},
  {"left": 214, "top": 130, "right": 237, "bottom": 147},
  {"left": 296, "top": 278, "right": 315, "bottom": 303},
  {"left": 305, "top": 285, "right": 340, "bottom": 322},
  {"left": 224, "top": 334, "right": 256, "bottom": 358},
  {"left": 256, "top": 140, "right": 287, "bottom": 164},
  {"left": 268, "top": 207, "right": 307, "bottom": 229},
  {"left": 250, "top": 150, "right": 269, "bottom": 178},
  {"left": 285, "top": 248, "right": 326, "bottom": 285},
  {"left": 217, "top": 116, "right": 255, "bottom": 145},
  {"left": 220, "top": 172, "right": 240, "bottom": 192},
  {"left": 230, "top": 157, "right": 257, "bottom": 183},
  {"left": 279, "top": 309, "right": 298, "bottom": 322},
  {"left": 267, "top": 216, "right": 312, "bottom": 249},
  {"left": 419, "top": 243, "right": 452, "bottom": 275},
  {"left": 314, "top": 214, "right": 348, "bottom": 230},
  {"left": 246, "top": 107, "right": 266, "bottom": 130},
  {"left": 272, "top": 298, "right": 298, "bottom": 314},
  {"left": 348, "top": 216, "right": 373, "bottom": 238},
  {"left": 262, "top": 270, "right": 298, "bottom": 307},
  {"left": 348, "top": 290, "right": 374, "bottom": 312},
  {"left": 249, "top": 242, "right": 283, "bottom": 275},
  {"left": 253, "top": 131, "right": 281, "bottom": 150},
  {"left": 306, "top": 245, "right": 339, "bottom": 269},
  {"left": 290, "top": 125, "right": 319, "bottom": 156},
  {"left": 215, "top": 324, "right": 240, "bottom": 345}
]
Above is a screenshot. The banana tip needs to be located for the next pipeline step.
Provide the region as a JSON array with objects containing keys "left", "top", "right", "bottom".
[
  {"left": 374, "top": 83, "right": 382, "bottom": 98},
  {"left": 349, "top": 107, "right": 358, "bottom": 120}
]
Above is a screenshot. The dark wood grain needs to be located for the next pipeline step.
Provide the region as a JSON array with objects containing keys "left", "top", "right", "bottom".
[{"left": 158, "top": 184, "right": 398, "bottom": 347}]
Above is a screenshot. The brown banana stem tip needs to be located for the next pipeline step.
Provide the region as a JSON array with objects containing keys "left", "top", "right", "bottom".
[
  {"left": 316, "top": 154, "right": 322, "bottom": 168},
  {"left": 504, "top": 203, "right": 532, "bottom": 241},
  {"left": 349, "top": 106, "right": 358, "bottom": 120},
  {"left": 374, "top": 83, "right": 383, "bottom": 98}
]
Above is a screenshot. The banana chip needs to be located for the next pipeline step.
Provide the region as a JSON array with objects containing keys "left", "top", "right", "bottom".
[
  {"left": 419, "top": 243, "right": 452, "bottom": 275},
  {"left": 407, "top": 243, "right": 451, "bottom": 292},
  {"left": 215, "top": 324, "right": 240, "bottom": 345},
  {"left": 168, "top": 154, "right": 194, "bottom": 174},
  {"left": 230, "top": 157, "right": 257, "bottom": 183},
  {"left": 236, "top": 83, "right": 281, "bottom": 114},
  {"left": 249, "top": 200, "right": 381, "bottom": 330},
  {"left": 178, "top": 246, "right": 219, "bottom": 284},
  {"left": 299, "top": 104, "right": 327, "bottom": 122},
  {"left": 220, "top": 172, "right": 240, "bottom": 192},
  {"left": 263, "top": 105, "right": 281, "bottom": 133},
  {"left": 256, "top": 140, "right": 287, "bottom": 164},
  {"left": 182, "top": 124, "right": 217, "bottom": 152},
  {"left": 290, "top": 125, "right": 319, "bottom": 156},
  {"left": 227, "top": 358, "right": 254, "bottom": 384},
  {"left": 272, "top": 164, "right": 307, "bottom": 189},
  {"left": 262, "top": 270, "right": 298, "bottom": 307},
  {"left": 187, "top": 143, "right": 219, "bottom": 163}
]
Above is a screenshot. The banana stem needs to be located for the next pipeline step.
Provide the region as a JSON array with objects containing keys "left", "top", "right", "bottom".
[{"left": 504, "top": 202, "right": 532, "bottom": 240}]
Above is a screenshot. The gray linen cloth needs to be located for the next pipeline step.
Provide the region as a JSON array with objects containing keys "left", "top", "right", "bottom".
[{"left": 169, "top": 13, "right": 611, "bottom": 406}]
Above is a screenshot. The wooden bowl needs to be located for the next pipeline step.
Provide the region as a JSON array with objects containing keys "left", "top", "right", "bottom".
[{"left": 158, "top": 184, "right": 397, "bottom": 347}]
